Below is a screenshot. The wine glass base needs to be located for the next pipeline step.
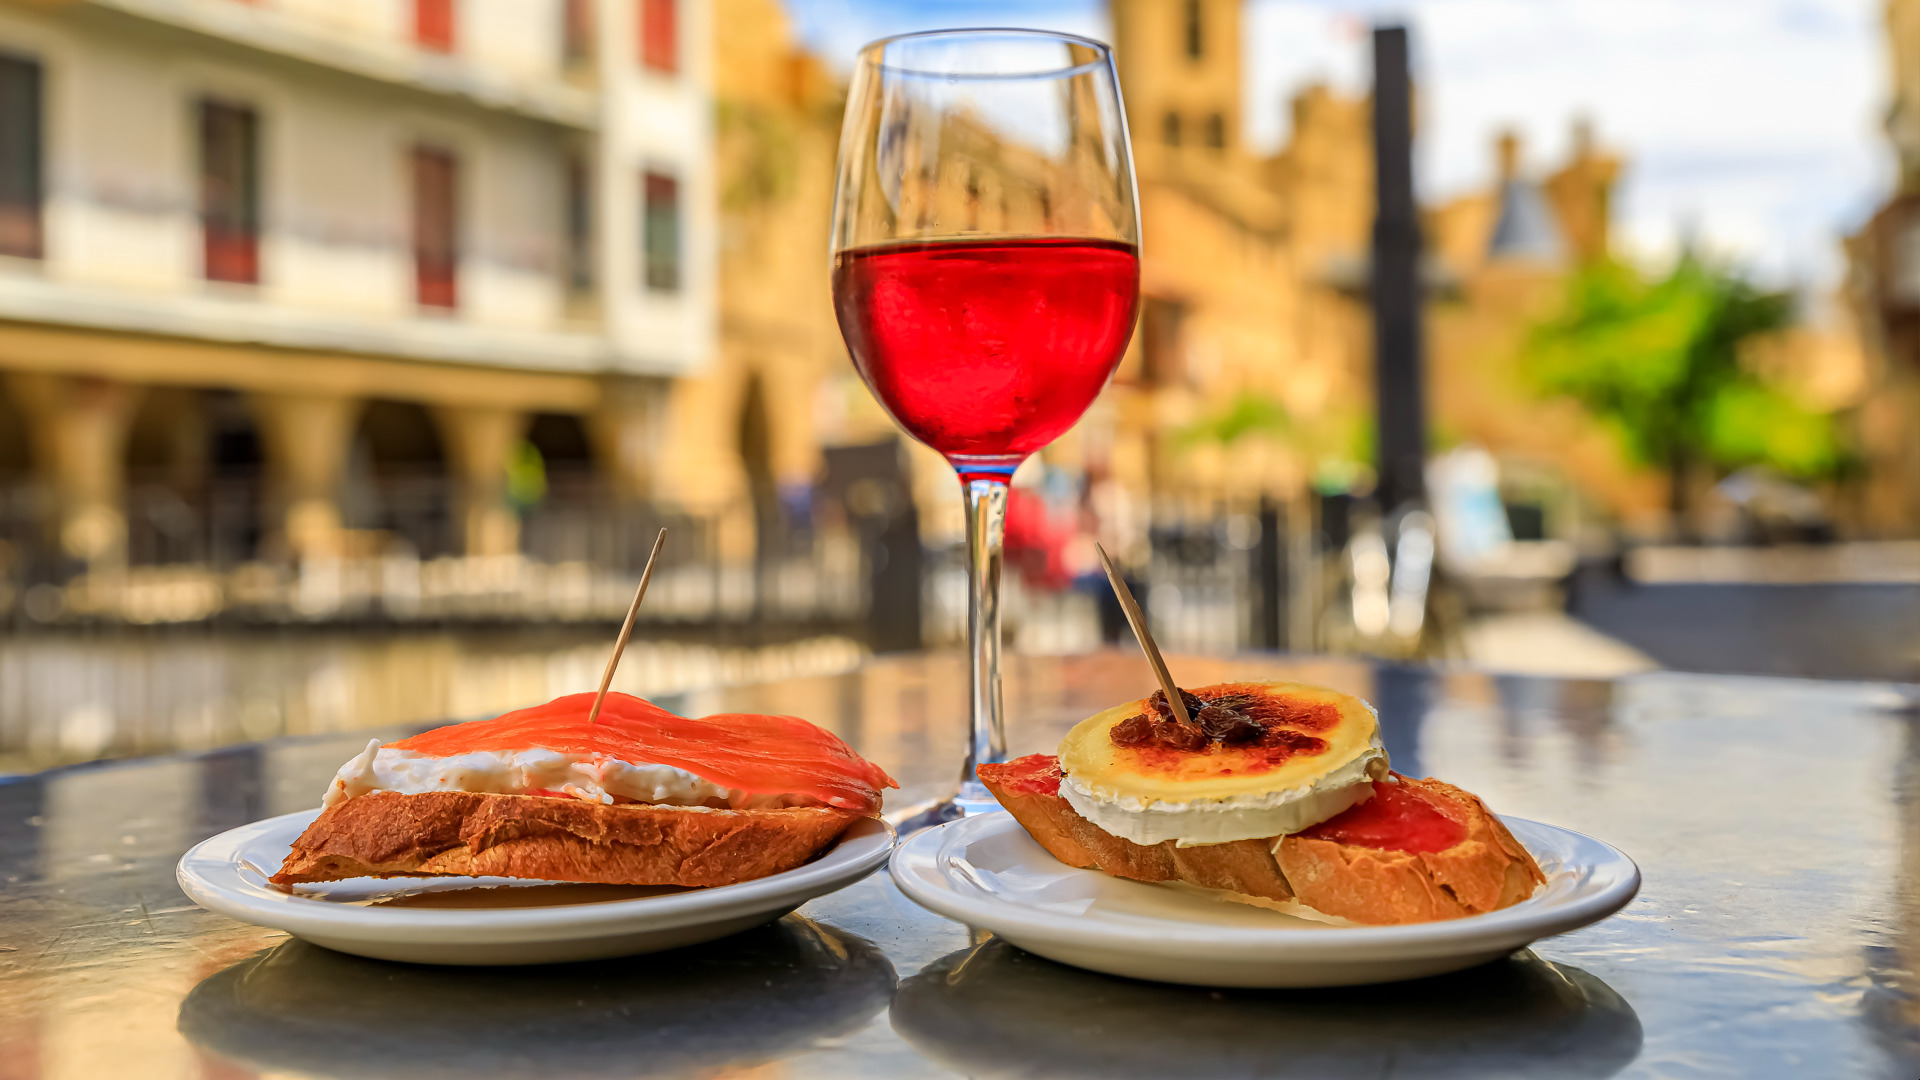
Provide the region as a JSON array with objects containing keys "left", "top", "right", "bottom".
[{"left": 885, "top": 781, "right": 1004, "bottom": 836}]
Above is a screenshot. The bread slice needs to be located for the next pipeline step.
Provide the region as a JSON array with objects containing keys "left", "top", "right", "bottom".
[
  {"left": 269, "top": 790, "right": 865, "bottom": 888},
  {"left": 977, "top": 759, "right": 1543, "bottom": 925},
  {"left": 1276, "top": 776, "right": 1545, "bottom": 924},
  {"left": 975, "top": 760, "right": 1294, "bottom": 902}
]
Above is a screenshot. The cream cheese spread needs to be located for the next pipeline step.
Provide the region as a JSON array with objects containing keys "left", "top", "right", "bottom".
[
  {"left": 1059, "top": 737, "right": 1389, "bottom": 847},
  {"left": 322, "top": 740, "right": 812, "bottom": 810}
]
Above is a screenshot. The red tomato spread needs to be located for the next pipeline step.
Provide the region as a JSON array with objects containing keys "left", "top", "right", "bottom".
[
  {"left": 1298, "top": 776, "right": 1467, "bottom": 854},
  {"left": 985, "top": 754, "right": 1064, "bottom": 797}
]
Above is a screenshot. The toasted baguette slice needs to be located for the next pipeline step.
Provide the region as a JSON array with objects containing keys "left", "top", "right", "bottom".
[
  {"left": 977, "top": 758, "right": 1543, "bottom": 925},
  {"left": 1275, "top": 775, "right": 1545, "bottom": 924},
  {"left": 975, "top": 759, "right": 1294, "bottom": 902},
  {"left": 270, "top": 790, "right": 864, "bottom": 888}
]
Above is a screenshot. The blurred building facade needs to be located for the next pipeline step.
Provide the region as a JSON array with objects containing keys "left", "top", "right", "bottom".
[
  {"left": 1423, "top": 126, "right": 1671, "bottom": 531},
  {"left": 1100, "top": 0, "right": 1636, "bottom": 533},
  {"left": 695, "top": 0, "right": 1646, "bottom": 558},
  {"left": 1103, "top": 0, "right": 1369, "bottom": 508},
  {"left": 8, "top": 0, "right": 1879, "bottom": 636},
  {"left": 0, "top": 0, "right": 714, "bottom": 582},
  {"left": 1847, "top": 0, "right": 1920, "bottom": 532},
  {"left": 674, "top": 0, "right": 849, "bottom": 551}
]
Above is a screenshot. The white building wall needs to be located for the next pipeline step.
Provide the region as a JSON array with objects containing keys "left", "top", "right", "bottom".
[
  {"left": 268, "top": 83, "right": 409, "bottom": 317},
  {"left": 596, "top": 0, "right": 715, "bottom": 376},
  {"left": 47, "top": 24, "right": 196, "bottom": 291},
  {"left": 463, "top": 122, "right": 569, "bottom": 330},
  {"left": 259, "top": 0, "right": 407, "bottom": 44},
  {"left": 119, "top": 0, "right": 571, "bottom": 84},
  {"left": 0, "top": 0, "right": 714, "bottom": 376},
  {"left": 0, "top": 0, "right": 718, "bottom": 378},
  {"left": 460, "top": 0, "right": 569, "bottom": 82}
]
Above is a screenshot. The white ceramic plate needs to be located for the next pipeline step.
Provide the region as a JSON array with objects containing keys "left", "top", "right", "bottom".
[
  {"left": 178, "top": 809, "right": 895, "bottom": 966},
  {"left": 890, "top": 811, "right": 1638, "bottom": 988}
]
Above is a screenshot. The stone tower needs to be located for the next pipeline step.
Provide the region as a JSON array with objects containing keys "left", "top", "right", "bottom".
[{"left": 1111, "top": 0, "right": 1244, "bottom": 164}]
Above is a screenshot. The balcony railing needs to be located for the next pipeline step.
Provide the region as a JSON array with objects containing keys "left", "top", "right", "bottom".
[{"left": 0, "top": 477, "right": 1334, "bottom": 660}]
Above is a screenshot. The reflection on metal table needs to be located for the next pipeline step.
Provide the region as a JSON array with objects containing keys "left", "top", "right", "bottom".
[{"left": 1, "top": 650, "right": 1915, "bottom": 1078}]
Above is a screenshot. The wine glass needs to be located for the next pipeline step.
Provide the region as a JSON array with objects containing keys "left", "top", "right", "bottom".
[{"left": 830, "top": 29, "right": 1141, "bottom": 818}]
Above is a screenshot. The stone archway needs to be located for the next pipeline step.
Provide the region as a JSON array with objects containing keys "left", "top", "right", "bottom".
[
  {"left": 527, "top": 411, "right": 596, "bottom": 477},
  {"left": 0, "top": 378, "right": 31, "bottom": 594},
  {"left": 0, "top": 378, "right": 30, "bottom": 481},
  {"left": 521, "top": 411, "right": 600, "bottom": 563},
  {"left": 120, "top": 387, "right": 271, "bottom": 567},
  {"left": 347, "top": 399, "right": 451, "bottom": 559}
]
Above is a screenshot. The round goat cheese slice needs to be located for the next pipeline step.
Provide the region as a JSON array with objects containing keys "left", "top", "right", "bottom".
[{"left": 1055, "top": 680, "right": 1389, "bottom": 847}]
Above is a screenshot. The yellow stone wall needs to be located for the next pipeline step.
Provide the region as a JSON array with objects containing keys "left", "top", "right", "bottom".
[
  {"left": 1425, "top": 130, "right": 1676, "bottom": 531},
  {"left": 700, "top": 0, "right": 1660, "bottom": 531},
  {"left": 1840, "top": 0, "right": 1920, "bottom": 533}
]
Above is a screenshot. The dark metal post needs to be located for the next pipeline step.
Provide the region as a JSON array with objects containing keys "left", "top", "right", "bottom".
[
  {"left": 1253, "top": 498, "right": 1285, "bottom": 650},
  {"left": 1371, "top": 26, "right": 1427, "bottom": 513}
]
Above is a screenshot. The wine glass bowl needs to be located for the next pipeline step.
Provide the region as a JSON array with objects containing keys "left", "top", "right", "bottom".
[
  {"left": 830, "top": 29, "right": 1141, "bottom": 817},
  {"left": 831, "top": 235, "right": 1140, "bottom": 477},
  {"left": 830, "top": 31, "right": 1137, "bottom": 250}
]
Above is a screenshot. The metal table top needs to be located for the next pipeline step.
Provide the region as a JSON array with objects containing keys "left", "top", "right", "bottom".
[{"left": 2, "top": 649, "right": 1916, "bottom": 1078}]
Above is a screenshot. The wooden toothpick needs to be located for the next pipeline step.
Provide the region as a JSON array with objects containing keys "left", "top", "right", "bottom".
[
  {"left": 587, "top": 527, "right": 668, "bottom": 725},
  {"left": 1095, "top": 542, "right": 1191, "bottom": 726}
]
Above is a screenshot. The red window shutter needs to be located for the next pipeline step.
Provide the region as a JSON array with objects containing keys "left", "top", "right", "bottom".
[
  {"left": 415, "top": 0, "right": 455, "bottom": 53},
  {"left": 412, "top": 147, "right": 458, "bottom": 309},
  {"left": 0, "top": 56, "right": 43, "bottom": 260},
  {"left": 562, "top": 0, "right": 593, "bottom": 64},
  {"left": 640, "top": 0, "right": 676, "bottom": 74},
  {"left": 199, "top": 101, "right": 259, "bottom": 284}
]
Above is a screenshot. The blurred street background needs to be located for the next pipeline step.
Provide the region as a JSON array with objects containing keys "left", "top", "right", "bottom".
[{"left": 0, "top": 0, "right": 1914, "bottom": 772}]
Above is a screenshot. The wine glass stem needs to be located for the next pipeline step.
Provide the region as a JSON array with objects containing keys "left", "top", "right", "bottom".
[{"left": 957, "top": 474, "right": 1009, "bottom": 808}]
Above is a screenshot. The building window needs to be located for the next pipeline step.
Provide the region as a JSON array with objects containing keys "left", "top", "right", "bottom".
[
  {"left": 1140, "top": 298, "right": 1187, "bottom": 387},
  {"left": 562, "top": 0, "right": 593, "bottom": 66},
  {"left": 641, "top": 0, "right": 677, "bottom": 74},
  {"left": 642, "top": 170, "right": 679, "bottom": 292},
  {"left": 1205, "top": 112, "right": 1226, "bottom": 150},
  {"left": 199, "top": 101, "right": 260, "bottom": 285},
  {"left": 412, "top": 146, "right": 458, "bottom": 309},
  {"left": 1162, "top": 111, "right": 1181, "bottom": 148},
  {"left": 1892, "top": 210, "right": 1920, "bottom": 308},
  {"left": 415, "top": 0, "right": 455, "bottom": 53},
  {"left": 1184, "top": 0, "right": 1203, "bottom": 61},
  {"left": 0, "top": 56, "right": 42, "bottom": 260},
  {"left": 566, "top": 154, "right": 592, "bottom": 293}
]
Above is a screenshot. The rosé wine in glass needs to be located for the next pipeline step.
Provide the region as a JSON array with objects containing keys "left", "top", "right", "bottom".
[{"left": 833, "top": 237, "right": 1140, "bottom": 479}]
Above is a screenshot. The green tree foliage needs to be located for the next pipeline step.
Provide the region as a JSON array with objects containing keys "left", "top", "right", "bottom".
[
  {"left": 1523, "top": 256, "right": 1844, "bottom": 517},
  {"left": 1176, "top": 390, "right": 1291, "bottom": 449},
  {"left": 505, "top": 440, "right": 547, "bottom": 512},
  {"left": 716, "top": 101, "right": 799, "bottom": 210}
]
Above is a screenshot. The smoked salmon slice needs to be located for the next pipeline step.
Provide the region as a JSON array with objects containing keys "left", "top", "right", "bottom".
[{"left": 390, "top": 691, "right": 898, "bottom": 814}]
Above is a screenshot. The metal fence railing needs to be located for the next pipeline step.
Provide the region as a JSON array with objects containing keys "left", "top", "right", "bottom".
[
  {"left": 1, "top": 476, "right": 1362, "bottom": 659},
  {"left": 0, "top": 477, "right": 871, "bottom": 634}
]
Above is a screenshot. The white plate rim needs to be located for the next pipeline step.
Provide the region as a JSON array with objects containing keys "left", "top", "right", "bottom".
[
  {"left": 889, "top": 811, "right": 1639, "bottom": 961},
  {"left": 178, "top": 808, "right": 895, "bottom": 944}
]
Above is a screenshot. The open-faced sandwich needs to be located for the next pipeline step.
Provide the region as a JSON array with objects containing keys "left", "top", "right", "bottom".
[
  {"left": 977, "top": 681, "right": 1543, "bottom": 925},
  {"left": 271, "top": 691, "right": 896, "bottom": 889}
]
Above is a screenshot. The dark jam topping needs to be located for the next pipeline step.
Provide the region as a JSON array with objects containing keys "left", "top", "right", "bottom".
[
  {"left": 1149, "top": 688, "right": 1210, "bottom": 722},
  {"left": 1299, "top": 777, "right": 1468, "bottom": 854},
  {"left": 992, "top": 753, "right": 1064, "bottom": 797},
  {"left": 1196, "top": 704, "right": 1264, "bottom": 744},
  {"left": 1112, "top": 684, "right": 1328, "bottom": 751},
  {"left": 1113, "top": 687, "right": 1265, "bottom": 751},
  {"left": 1109, "top": 682, "right": 1341, "bottom": 776}
]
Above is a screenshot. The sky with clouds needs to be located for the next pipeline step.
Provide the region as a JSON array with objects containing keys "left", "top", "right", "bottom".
[{"left": 783, "top": 0, "right": 1888, "bottom": 290}]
